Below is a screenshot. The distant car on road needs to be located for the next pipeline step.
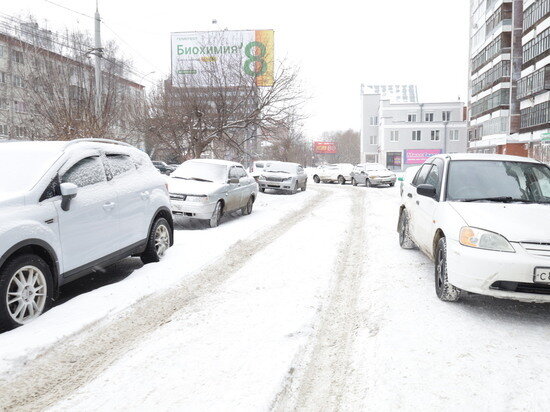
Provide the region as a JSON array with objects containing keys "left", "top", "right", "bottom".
[
  {"left": 249, "top": 160, "right": 279, "bottom": 178},
  {"left": 312, "top": 163, "right": 354, "bottom": 184},
  {"left": 398, "top": 153, "right": 550, "bottom": 303},
  {"left": 0, "top": 139, "right": 173, "bottom": 331},
  {"left": 152, "top": 161, "right": 176, "bottom": 175},
  {"left": 168, "top": 159, "right": 258, "bottom": 228},
  {"left": 257, "top": 162, "right": 307, "bottom": 194},
  {"left": 351, "top": 163, "right": 396, "bottom": 187}
]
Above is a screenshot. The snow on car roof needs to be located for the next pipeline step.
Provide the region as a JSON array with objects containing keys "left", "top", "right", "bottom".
[
  {"left": 1, "top": 140, "right": 139, "bottom": 156},
  {"left": 443, "top": 153, "right": 541, "bottom": 164},
  {"left": 187, "top": 158, "right": 242, "bottom": 167}
]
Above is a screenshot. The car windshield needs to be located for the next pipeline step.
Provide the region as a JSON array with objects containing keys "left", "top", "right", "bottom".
[
  {"left": 172, "top": 161, "right": 227, "bottom": 183},
  {"left": 447, "top": 160, "right": 550, "bottom": 203},
  {"left": 0, "top": 145, "right": 62, "bottom": 194},
  {"left": 265, "top": 163, "right": 295, "bottom": 174}
]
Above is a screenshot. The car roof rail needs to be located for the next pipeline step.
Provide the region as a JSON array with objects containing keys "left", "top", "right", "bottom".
[{"left": 63, "top": 138, "right": 135, "bottom": 149}]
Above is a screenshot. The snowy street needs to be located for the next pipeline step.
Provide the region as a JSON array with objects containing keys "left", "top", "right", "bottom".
[{"left": 1, "top": 184, "right": 550, "bottom": 411}]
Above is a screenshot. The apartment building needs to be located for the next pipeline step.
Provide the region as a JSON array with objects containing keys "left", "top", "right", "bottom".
[
  {"left": 361, "top": 91, "right": 468, "bottom": 170},
  {"left": 468, "top": 0, "right": 549, "bottom": 161}
]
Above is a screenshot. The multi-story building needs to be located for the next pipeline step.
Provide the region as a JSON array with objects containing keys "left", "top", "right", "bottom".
[
  {"left": 0, "top": 18, "right": 144, "bottom": 144},
  {"left": 468, "top": 0, "right": 549, "bottom": 161},
  {"left": 361, "top": 90, "right": 468, "bottom": 170},
  {"left": 360, "top": 84, "right": 418, "bottom": 103}
]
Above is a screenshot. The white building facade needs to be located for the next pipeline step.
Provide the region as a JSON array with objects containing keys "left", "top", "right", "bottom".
[{"left": 361, "top": 93, "right": 468, "bottom": 170}]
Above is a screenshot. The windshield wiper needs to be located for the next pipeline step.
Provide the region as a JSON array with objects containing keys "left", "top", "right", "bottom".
[
  {"left": 171, "top": 176, "right": 213, "bottom": 182},
  {"left": 461, "top": 196, "right": 535, "bottom": 203}
]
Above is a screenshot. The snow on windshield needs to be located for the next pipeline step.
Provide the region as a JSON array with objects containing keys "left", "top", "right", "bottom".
[
  {"left": 265, "top": 163, "right": 296, "bottom": 174},
  {"left": 0, "top": 145, "right": 62, "bottom": 194},
  {"left": 172, "top": 161, "right": 227, "bottom": 182}
]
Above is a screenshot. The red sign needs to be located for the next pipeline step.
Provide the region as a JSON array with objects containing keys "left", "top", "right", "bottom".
[{"left": 313, "top": 141, "right": 337, "bottom": 154}]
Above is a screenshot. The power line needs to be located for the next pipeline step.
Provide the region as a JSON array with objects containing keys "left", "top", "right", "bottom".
[{"left": 43, "top": 0, "right": 93, "bottom": 20}]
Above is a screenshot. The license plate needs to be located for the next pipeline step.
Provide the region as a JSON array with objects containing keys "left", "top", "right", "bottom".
[{"left": 534, "top": 267, "right": 550, "bottom": 284}]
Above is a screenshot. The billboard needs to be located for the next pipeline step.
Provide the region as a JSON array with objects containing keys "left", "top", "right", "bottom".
[
  {"left": 404, "top": 149, "right": 442, "bottom": 164},
  {"left": 314, "top": 141, "right": 337, "bottom": 154},
  {"left": 171, "top": 30, "right": 274, "bottom": 87}
]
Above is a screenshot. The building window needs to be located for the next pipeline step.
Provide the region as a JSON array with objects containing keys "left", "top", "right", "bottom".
[
  {"left": 13, "top": 75, "right": 23, "bottom": 88},
  {"left": 408, "top": 114, "right": 417, "bottom": 122},
  {"left": 390, "top": 131, "right": 399, "bottom": 142},
  {"left": 14, "top": 101, "right": 27, "bottom": 113},
  {"left": 12, "top": 51, "right": 24, "bottom": 64},
  {"left": 0, "top": 72, "right": 7, "bottom": 84},
  {"left": 0, "top": 45, "right": 4, "bottom": 58},
  {"left": 0, "top": 98, "right": 8, "bottom": 110},
  {"left": 425, "top": 112, "right": 434, "bottom": 122},
  {"left": 412, "top": 130, "right": 421, "bottom": 141},
  {"left": 449, "top": 130, "right": 459, "bottom": 141},
  {"left": 431, "top": 130, "right": 440, "bottom": 141},
  {"left": 442, "top": 111, "right": 451, "bottom": 121},
  {"left": 0, "top": 124, "right": 7, "bottom": 136},
  {"left": 14, "top": 126, "right": 27, "bottom": 138},
  {"left": 369, "top": 116, "right": 378, "bottom": 126},
  {"left": 369, "top": 135, "right": 377, "bottom": 145}
]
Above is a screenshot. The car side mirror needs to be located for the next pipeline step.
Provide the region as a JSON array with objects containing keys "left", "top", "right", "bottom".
[
  {"left": 60, "top": 182, "right": 78, "bottom": 211},
  {"left": 417, "top": 184, "right": 437, "bottom": 199},
  {"left": 228, "top": 178, "right": 240, "bottom": 184}
]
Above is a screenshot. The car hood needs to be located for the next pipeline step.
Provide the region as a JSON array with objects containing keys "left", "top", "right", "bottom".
[
  {"left": 261, "top": 171, "right": 294, "bottom": 179},
  {"left": 168, "top": 178, "right": 224, "bottom": 196},
  {"left": 367, "top": 170, "right": 394, "bottom": 178},
  {"left": 449, "top": 202, "right": 550, "bottom": 243},
  {"left": 0, "top": 192, "right": 25, "bottom": 208}
]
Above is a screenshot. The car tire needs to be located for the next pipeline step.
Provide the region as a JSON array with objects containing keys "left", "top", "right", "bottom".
[
  {"left": 389, "top": 182, "right": 395, "bottom": 187},
  {"left": 313, "top": 175, "right": 320, "bottom": 184},
  {"left": 209, "top": 201, "right": 223, "bottom": 228},
  {"left": 260, "top": 188, "right": 265, "bottom": 193},
  {"left": 292, "top": 181, "right": 298, "bottom": 194},
  {"left": 302, "top": 182, "right": 307, "bottom": 191},
  {"left": 398, "top": 210, "right": 415, "bottom": 249},
  {"left": 435, "top": 238, "right": 460, "bottom": 302},
  {"left": 352, "top": 178, "right": 357, "bottom": 186},
  {"left": 338, "top": 175, "right": 345, "bottom": 185},
  {"left": 365, "top": 179, "right": 372, "bottom": 187},
  {"left": 0, "top": 254, "right": 54, "bottom": 331},
  {"left": 241, "top": 196, "right": 254, "bottom": 215},
  {"left": 141, "top": 217, "right": 172, "bottom": 264}
]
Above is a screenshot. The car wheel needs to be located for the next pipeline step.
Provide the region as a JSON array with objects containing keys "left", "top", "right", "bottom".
[
  {"left": 365, "top": 179, "right": 372, "bottom": 187},
  {"left": 352, "top": 178, "right": 357, "bottom": 186},
  {"left": 0, "top": 254, "right": 54, "bottom": 331},
  {"left": 302, "top": 182, "right": 307, "bottom": 191},
  {"left": 141, "top": 217, "right": 172, "bottom": 264},
  {"left": 260, "top": 188, "right": 265, "bottom": 193},
  {"left": 389, "top": 182, "right": 395, "bottom": 187},
  {"left": 242, "top": 196, "right": 254, "bottom": 215},
  {"left": 398, "top": 210, "right": 415, "bottom": 249},
  {"left": 338, "top": 175, "right": 345, "bottom": 185},
  {"left": 313, "top": 175, "right": 320, "bottom": 184},
  {"left": 435, "top": 238, "right": 460, "bottom": 302},
  {"left": 292, "top": 181, "right": 298, "bottom": 194},
  {"left": 209, "top": 201, "right": 223, "bottom": 228}
]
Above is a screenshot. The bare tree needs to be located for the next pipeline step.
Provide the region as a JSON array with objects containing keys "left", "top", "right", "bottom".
[
  {"left": 141, "top": 32, "right": 306, "bottom": 163},
  {"left": 320, "top": 129, "right": 360, "bottom": 164}
]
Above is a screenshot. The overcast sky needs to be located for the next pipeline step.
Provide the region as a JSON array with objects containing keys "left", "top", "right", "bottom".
[{"left": 4, "top": 0, "right": 470, "bottom": 138}]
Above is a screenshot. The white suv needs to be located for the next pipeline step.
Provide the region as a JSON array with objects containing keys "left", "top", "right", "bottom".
[{"left": 0, "top": 139, "right": 173, "bottom": 330}]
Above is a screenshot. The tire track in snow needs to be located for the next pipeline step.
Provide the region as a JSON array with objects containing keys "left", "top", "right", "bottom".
[
  {"left": 271, "top": 187, "right": 367, "bottom": 412},
  {"left": 0, "top": 188, "right": 331, "bottom": 412}
]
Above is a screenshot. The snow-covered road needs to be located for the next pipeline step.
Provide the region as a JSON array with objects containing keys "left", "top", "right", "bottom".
[{"left": 1, "top": 184, "right": 550, "bottom": 411}]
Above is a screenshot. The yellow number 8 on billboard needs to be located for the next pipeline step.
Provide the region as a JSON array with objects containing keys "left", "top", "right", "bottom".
[{"left": 249, "top": 30, "right": 274, "bottom": 87}]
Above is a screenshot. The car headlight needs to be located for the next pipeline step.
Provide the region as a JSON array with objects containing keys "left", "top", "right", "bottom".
[
  {"left": 459, "top": 227, "right": 515, "bottom": 253},
  {"left": 258, "top": 175, "right": 266, "bottom": 180},
  {"left": 186, "top": 195, "right": 209, "bottom": 203},
  {"left": 283, "top": 177, "right": 293, "bottom": 182},
  {"left": 370, "top": 175, "right": 379, "bottom": 179}
]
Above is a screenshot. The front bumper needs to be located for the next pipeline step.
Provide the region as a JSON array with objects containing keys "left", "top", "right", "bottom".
[
  {"left": 258, "top": 179, "right": 294, "bottom": 191},
  {"left": 369, "top": 177, "right": 396, "bottom": 185},
  {"left": 447, "top": 239, "right": 550, "bottom": 302},
  {"left": 170, "top": 199, "right": 217, "bottom": 219}
]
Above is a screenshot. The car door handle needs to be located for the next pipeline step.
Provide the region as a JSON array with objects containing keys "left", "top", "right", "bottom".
[
  {"left": 103, "top": 202, "right": 116, "bottom": 211},
  {"left": 407, "top": 193, "right": 413, "bottom": 198},
  {"left": 141, "top": 191, "right": 150, "bottom": 200}
]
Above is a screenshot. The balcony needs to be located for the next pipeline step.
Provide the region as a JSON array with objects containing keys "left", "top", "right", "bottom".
[{"left": 517, "top": 65, "right": 550, "bottom": 100}]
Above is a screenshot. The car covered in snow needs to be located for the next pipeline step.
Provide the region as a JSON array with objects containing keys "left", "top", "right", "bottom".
[
  {"left": 168, "top": 159, "right": 258, "bottom": 227},
  {"left": 257, "top": 162, "right": 307, "bottom": 194},
  {"left": 350, "top": 163, "right": 396, "bottom": 187},
  {"left": 398, "top": 153, "right": 550, "bottom": 303},
  {"left": 312, "top": 163, "right": 354, "bottom": 185},
  {"left": 249, "top": 160, "right": 279, "bottom": 178},
  {"left": 0, "top": 139, "right": 173, "bottom": 331}
]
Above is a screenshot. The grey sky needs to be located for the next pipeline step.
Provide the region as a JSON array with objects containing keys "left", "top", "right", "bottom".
[{"left": 4, "top": 0, "right": 470, "bottom": 138}]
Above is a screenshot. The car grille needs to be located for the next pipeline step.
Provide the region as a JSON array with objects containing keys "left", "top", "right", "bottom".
[
  {"left": 491, "top": 281, "right": 550, "bottom": 295},
  {"left": 170, "top": 194, "right": 187, "bottom": 201},
  {"left": 266, "top": 177, "right": 284, "bottom": 182},
  {"left": 521, "top": 242, "right": 550, "bottom": 258}
]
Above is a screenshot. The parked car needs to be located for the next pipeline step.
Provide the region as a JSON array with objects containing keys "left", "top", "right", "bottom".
[
  {"left": 351, "top": 163, "right": 396, "bottom": 187},
  {"left": 249, "top": 160, "right": 279, "bottom": 178},
  {"left": 312, "top": 163, "right": 354, "bottom": 184},
  {"left": 257, "top": 162, "right": 307, "bottom": 193},
  {"left": 398, "top": 153, "right": 550, "bottom": 303},
  {"left": 152, "top": 161, "right": 176, "bottom": 175},
  {"left": 168, "top": 159, "right": 258, "bottom": 228},
  {"left": 0, "top": 139, "right": 173, "bottom": 331},
  {"left": 398, "top": 166, "right": 421, "bottom": 196}
]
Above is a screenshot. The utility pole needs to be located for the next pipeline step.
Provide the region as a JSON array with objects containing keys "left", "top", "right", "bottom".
[{"left": 94, "top": 0, "right": 103, "bottom": 120}]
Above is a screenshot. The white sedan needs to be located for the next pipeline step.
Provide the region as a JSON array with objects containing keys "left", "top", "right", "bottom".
[{"left": 398, "top": 153, "right": 550, "bottom": 303}]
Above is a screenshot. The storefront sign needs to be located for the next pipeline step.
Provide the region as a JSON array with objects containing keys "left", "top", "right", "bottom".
[{"left": 404, "top": 149, "right": 442, "bottom": 164}]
